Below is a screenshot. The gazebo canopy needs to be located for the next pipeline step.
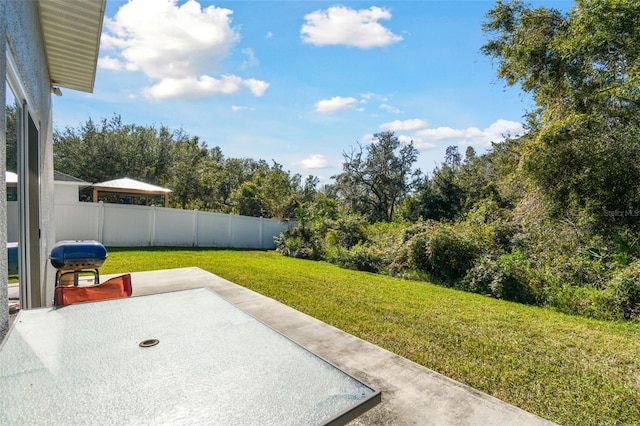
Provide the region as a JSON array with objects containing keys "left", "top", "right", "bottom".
[{"left": 92, "top": 177, "right": 172, "bottom": 207}]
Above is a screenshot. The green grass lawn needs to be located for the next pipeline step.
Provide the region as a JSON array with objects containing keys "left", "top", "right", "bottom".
[{"left": 102, "top": 247, "right": 640, "bottom": 425}]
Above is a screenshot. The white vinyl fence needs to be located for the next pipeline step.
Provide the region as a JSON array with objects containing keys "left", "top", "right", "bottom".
[{"left": 8, "top": 201, "right": 289, "bottom": 249}]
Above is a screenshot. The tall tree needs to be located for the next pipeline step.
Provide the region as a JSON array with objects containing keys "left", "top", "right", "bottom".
[
  {"left": 5, "top": 105, "right": 17, "bottom": 172},
  {"left": 170, "top": 135, "right": 210, "bottom": 210},
  {"left": 482, "top": 0, "right": 640, "bottom": 230},
  {"left": 333, "top": 131, "right": 420, "bottom": 222},
  {"left": 54, "top": 115, "right": 180, "bottom": 186}
]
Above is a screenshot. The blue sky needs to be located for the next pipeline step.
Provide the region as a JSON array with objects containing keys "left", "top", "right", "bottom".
[{"left": 53, "top": 0, "right": 571, "bottom": 184}]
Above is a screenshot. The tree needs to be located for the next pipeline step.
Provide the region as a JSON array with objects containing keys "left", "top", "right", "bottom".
[
  {"left": 5, "top": 105, "right": 17, "bottom": 172},
  {"left": 482, "top": 0, "right": 640, "bottom": 230},
  {"left": 231, "top": 181, "right": 264, "bottom": 217},
  {"left": 54, "top": 115, "right": 180, "bottom": 185},
  {"left": 170, "top": 135, "right": 210, "bottom": 209},
  {"left": 403, "top": 146, "right": 465, "bottom": 221},
  {"left": 333, "top": 131, "right": 420, "bottom": 222},
  {"left": 255, "top": 161, "right": 301, "bottom": 219}
]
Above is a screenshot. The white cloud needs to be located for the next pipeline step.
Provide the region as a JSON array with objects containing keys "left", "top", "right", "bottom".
[
  {"left": 415, "top": 119, "right": 525, "bottom": 146},
  {"left": 397, "top": 135, "right": 414, "bottom": 144},
  {"left": 243, "top": 79, "right": 270, "bottom": 96},
  {"left": 417, "top": 127, "right": 467, "bottom": 140},
  {"left": 361, "top": 92, "right": 387, "bottom": 102},
  {"left": 231, "top": 105, "right": 255, "bottom": 112},
  {"left": 102, "top": 0, "right": 268, "bottom": 100},
  {"left": 380, "top": 119, "right": 428, "bottom": 132},
  {"left": 360, "top": 133, "right": 377, "bottom": 144},
  {"left": 315, "top": 96, "right": 358, "bottom": 113},
  {"left": 404, "top": 136, "right": 436, "bottom": 150},
  {"left": 143, "top": 75, "right": 244, "bottom": 100},
  {"left": 97, "top": 56, "right": 124, "bottom": 71},
  {"left": 241, "top": 48, "right": 259, "bottom": 69},
  {"left": 298, "top": 154, "right": 328, "bottom": 169},
  {"left": 301, "top": 6, "right": 403, "bottom": 48},
  {"left": 380, "top": 104, "right": 401, "bottom": 114}
]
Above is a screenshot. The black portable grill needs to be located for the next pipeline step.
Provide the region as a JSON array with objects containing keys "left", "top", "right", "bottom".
[{"left": 49, "top": 240, "right": 108, "bottom": 287}]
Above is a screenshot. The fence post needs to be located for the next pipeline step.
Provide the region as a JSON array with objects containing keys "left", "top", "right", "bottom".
[
  {"left": 98, "top": 201, "right": 104, "bottom": 243},
  {"left": 193, "top": 209, "right": 199, "bottom": 247},
  {"left": 259, "top": 217, "right": 264, "bottom": 249},
  {"left": 150, "top": 205, "right": 156, "bottom": 246},
  {"left": 228, "top": 213, "right": 233, "bottom": 248}
]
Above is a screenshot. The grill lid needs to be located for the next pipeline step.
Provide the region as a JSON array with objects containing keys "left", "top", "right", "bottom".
[{"left": 50, "top": 240, "right": 107, "bottom": 270}]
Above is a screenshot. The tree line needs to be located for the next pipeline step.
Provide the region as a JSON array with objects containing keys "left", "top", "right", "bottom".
[
  {"left": 52, "top": 115, "right": 316, "bottom": 219},
  {"left": 51, "top": 114, "right": 434, "bottom": 222}
]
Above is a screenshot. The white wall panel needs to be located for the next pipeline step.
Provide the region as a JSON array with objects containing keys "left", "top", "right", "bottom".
[
  {"left": 153, "top": 207, "right": 196, "bottom": 246},
  {"left": 55, "top": 202, "right": 100, "bottom": 241},
  {"left": 102, "top": 204, "right": 153, "bottom": 246}
]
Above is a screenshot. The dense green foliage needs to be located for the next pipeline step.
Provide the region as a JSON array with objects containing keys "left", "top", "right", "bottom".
[
  {"left": 101, "top": 248, "right": 640, "bottom": 425},
  {"left": 483, "top": 0, "right": 640, "bottom": 232}
]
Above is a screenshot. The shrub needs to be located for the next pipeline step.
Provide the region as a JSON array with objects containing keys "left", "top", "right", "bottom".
[
  {"left": 317, "top": 215, "right": 368, "bottom": 250},
  {"left": 366, "top": 221, "right": 409, "bottom": 268},
  {"left": 492, "top": 220, "right": 520, "bottom": 253},
  {"left": 428, "top": 227, "right": 481, "bottom": 284},
  {"left": 612, "top": 230, "right": 640, "bottom": 266},
  {"left": 274, "top": 225, "right": 323, "bottom": 260},
  {"left": 406, "top": 233, "right": 431, "bottom": 272},
  {"left": 400, "top": 221, "right": 436, "bottom": 243},
  {"left": 546, "top": 283, "right": 621, "bottom": 321},
  {"left": 389, "top": 222, "right": 436, "bottom": 275},
  {"left": 462, "top": 251, "right": 543, "bottom": 304},
  {"left": 330, "top": 243, "right": 383, "bottom": 273},
  {"left": 610, "top": 261, "right": 640, "bottom": 320},
  {"left": 492, "top": 251, "right": 538, "bottom": 304},
  {"left": 460, "top": 257, "right": 502, "bottom": 296}
]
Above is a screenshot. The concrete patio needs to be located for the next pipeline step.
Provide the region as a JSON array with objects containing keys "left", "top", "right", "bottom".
[{"left": 91, "top": 266, "right": 554, "bottom": 425}]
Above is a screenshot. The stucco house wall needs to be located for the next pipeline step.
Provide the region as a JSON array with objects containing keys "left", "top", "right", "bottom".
[{"left": 1, "top": 0, "right": 56, "bottom": 338}]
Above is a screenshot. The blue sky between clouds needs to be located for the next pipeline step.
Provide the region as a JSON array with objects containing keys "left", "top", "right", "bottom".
[{"left": 53, "top": 0, "right": 572, "bottom": 184}]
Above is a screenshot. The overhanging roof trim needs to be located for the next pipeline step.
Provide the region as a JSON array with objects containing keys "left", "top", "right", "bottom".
[
  {"left": 93, "top": 178, "right": 173, "bottom": 194},
  {"left": 38, "top": 0, "right": 106, "bottom": 93}
]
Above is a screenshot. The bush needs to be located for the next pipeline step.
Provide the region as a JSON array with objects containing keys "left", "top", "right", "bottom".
[
  {"left": 460, "top": 257, "right": 502, "bottom": 296},
  {"left": 400, "top": 221, "right": 436, "bottom": 243},
  {"left": 366, "top": 221, "right": 407, "bottom": 269},
  {"left": 610, "top": 261, "right": 640, "bottom": 320},
  {"left": 428, "top": 227, "right": 481, "bottom": 284},
  {"left": 493, "top": 251, "right": 538, "bottom": 303},
  {"left": 546, "top": 282, "right": 621, "bottom": 321},
  {"left": 274, "top": 225, "right": 323, "bottom": 260},
  {"left": 318, "top": 215, "right": 368, "bottom": 250},
  {"left": 462, "top": 251, "right": 543, "bottom": 304},
  {"left": 389, "top": 222, "right": 436, "bottom": 275},
  {"left": 406, "top": 233, "right": 431, "bottom": 272},
  {"left": 329, "top": 243, "right": 383, "bottom": 273}
]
